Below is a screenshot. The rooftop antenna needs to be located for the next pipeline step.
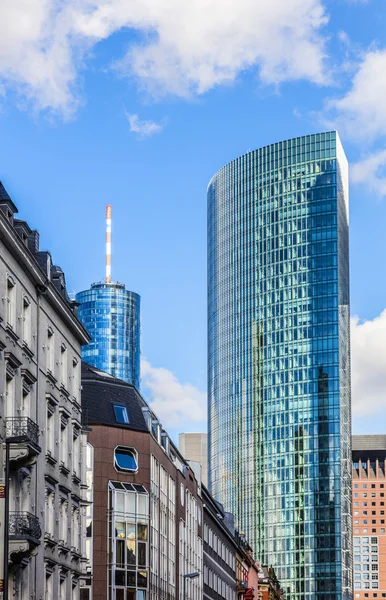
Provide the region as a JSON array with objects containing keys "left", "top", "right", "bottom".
[{"left": 105, "top": 205, "right": 112, "bottom": 283}]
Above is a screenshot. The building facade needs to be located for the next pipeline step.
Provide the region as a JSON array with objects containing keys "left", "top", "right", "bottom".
[
  {"left": 352, "top": 435, "right": 386, "bottom": 600},
  {"left": 81, "top": 363, "right": 203, "bottom": 600},
  {"left": 0, "top": 182, "right": 91, "bottom": 599},
  {"left": 179, "top": 433, "right": 208, "bottom": 487},
  {"left": 207, "top": 132, "right": 352, "bottom": 600},
  {"left": 76, "top": 282, "right": 140, "bottom": 388},
  {"left": 202, "top": 485, "right": 237, "bottom": 600}
]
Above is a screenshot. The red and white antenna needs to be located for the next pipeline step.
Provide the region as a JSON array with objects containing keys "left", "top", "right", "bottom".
[{"left": 105, "top": 205, "right": 112, "bottom": 283}]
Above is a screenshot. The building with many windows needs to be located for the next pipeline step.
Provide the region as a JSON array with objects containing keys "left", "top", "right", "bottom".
[
  {"left": 76, "top": 282, "right": 140, "bottom": 388},
  {"left": 353, "top": 435, "right": 386, "bottom": 600},
  {"left": 81, "top": 362, "right": 203, "bottom": 600},
  {"left": 0, "top": 182, "right": 91, "bottom": 599},
  {"left": 179, "top": 433, "right": 208, "bottom": 487},
  {"left": 76, "top": 206, "right": 141, "bottom": 388},
  {"left": 207, "top": 132, "right": 352, "bottom": 600},
  {"left": 202, "top": 484, "right": 237, "bottom": 600}
]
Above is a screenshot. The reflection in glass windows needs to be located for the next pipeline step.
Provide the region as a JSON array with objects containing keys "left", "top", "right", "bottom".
[
  {"left": 207, "top": 132, "right": 351, "bottom": 600},
  {"left": 76, "top": 283, "right": 140, "bottom": 388},
  {"left": 109, "top": 482, "right": 149, "bottom": 600}
]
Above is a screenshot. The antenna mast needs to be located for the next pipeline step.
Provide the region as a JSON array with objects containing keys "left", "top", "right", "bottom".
[{"left": 105, "top": 205, "right": 112, "bottom": 283}]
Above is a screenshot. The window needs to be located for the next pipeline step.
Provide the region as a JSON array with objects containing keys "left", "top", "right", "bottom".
[
  {"left": 6, "top": 276, "right": 16, "bottom": 329},
  {"left": 60, "top": 417, "right": 69, "bottom": 468},
  {"left": 180, "top": 484, "right": 184, "bottom": 506},
  {"left": 115, "top": 447, "right": 138, "bottom": 472},
  {"left": 371, "top": 537, "right": 378, "bottom": 543},
  {"left": 73, "top": 429, "right": 80, "bottom": 477},
  {"left": 46, "top": 401, "right": 55, "bottom": 457},
  {"left": 46, "top": 328, "right": 54, "bottom": 374},
  {"left": 114, "top": 405, "right": 129, "bottom": 424},
  {"left": 372, "top": 484, "right": 376, "bottom": 489},
  {"left": 60, "top": 344, "right": 67, "bottom": 387},
  {"left": 22, "top": 296, "right": 31, "bottom": 346}
]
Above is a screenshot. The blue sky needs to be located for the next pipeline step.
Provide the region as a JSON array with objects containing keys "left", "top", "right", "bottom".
[{"left": 1, "top": 0, "right": 386, "bottom": 439}]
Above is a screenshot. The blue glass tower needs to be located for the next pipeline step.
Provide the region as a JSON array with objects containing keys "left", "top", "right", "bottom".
[
  {"left": 208, "top": 132, "right": 352, "bottom": 600},
  {"left": 76, "top": 282, "right": 140, "bottom": 388}
]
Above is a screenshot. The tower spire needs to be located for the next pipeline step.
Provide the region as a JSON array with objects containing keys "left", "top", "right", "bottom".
[{"left": 105, "top": 205, "right": 112, "bottom": 283}]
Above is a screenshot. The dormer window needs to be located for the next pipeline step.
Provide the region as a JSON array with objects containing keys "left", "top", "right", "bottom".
[{"left": 113, "top": 405, "right": 129, "bottom": 424}]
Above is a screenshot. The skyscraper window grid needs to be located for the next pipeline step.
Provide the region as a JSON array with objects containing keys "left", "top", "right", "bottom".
[{"left": 207, "top": 132, "right": 352, "bottom": 600}]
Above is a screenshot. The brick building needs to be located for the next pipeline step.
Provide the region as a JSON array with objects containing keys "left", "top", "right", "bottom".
[
  {"left": 81, "top": 363, "right": 203, "bottom": 600},
  {"left": 353, "top": 435, "right": 386, "bottom": 600}
]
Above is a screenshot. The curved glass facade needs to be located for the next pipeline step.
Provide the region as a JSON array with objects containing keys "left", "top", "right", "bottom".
[
  {"left": 208, "top": 132, "right": 352, "bottom": 600},
  {"left": 76, "top": 282, "right": 140, "bottom": 388}
]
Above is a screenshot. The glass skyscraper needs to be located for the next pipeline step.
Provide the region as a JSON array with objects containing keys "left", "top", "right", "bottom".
[
  {"left": 208, "top": 132, "right": 352, "bottom": 600},
  {"left": 76, "top": 282, "right": 140, "bottom": 388}
]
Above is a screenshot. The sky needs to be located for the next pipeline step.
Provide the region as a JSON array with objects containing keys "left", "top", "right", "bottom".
[{"left": 0, "top": 0, "right": 386, "bottom": 440}]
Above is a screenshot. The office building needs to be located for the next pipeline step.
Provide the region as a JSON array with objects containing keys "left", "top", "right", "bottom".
[
  {"left": 81, "top": 362, "right": 203, "bottom": 600},
  {"left": 0, "top": 182, "right": 91, "bottom": 599},
  {"left": 179, "top": 433, "right": 208, "bottom": 486},
  {"left": 207, "top": 132, "right": 352, "bottom": 600},
  {"left": 353, "top": 435, "right": 386, "bottom": 600},
  {"left": 76, "top": 206, "right": 140, "bottom": 387}
]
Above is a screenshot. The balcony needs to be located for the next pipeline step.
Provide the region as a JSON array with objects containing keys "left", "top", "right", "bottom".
[
  {"left": 8, "top": 511, "right": 42, "bottom": 564},
  {"left": 5, "top": 417, "right": 41, "bottom": 466}
]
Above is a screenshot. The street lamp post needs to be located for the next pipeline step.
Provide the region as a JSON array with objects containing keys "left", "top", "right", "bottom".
[{"left": 182, "top": 572, "right": 200, "bottom": 600}]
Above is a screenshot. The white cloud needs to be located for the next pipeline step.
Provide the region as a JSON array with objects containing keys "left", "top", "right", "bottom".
[
  {"left": 351, "top": 310, "right": 386, "bottom": 418},
  {"left": 325, "top": 49, "right": 386, "bottom": 141},
  {"left": 351, "top": 149, "right": 386, "bottom": 197},
  {"left": 141, "top": 359, "right": 207, "bottom": 429},
  {"left": 125, "top": 112, "right": 164, "bottom": 138},
  {"left": 0, "top": 0, "right": 329, "bottom": 115},
  {"left": 0, "top": 0, "right": 81, "bottom": 116}
]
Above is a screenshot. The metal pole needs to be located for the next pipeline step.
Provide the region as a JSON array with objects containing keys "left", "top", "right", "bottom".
[{"left": 3, "top": 440, "right": 10, "bottom": 600}]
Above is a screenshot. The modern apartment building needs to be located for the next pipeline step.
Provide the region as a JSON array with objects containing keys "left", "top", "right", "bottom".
[
  {"left": 353, "top": 435, "right": 386, "bottom": 600},
  {"left": 76, "top": 206, "right": 140, "bottom": 388},
  {"left": 179, "top": 433, "right": 208, "bottom": 487},
  {"left": 0, "top": 182, "right": 91, "bottom": 599},
  {"left": 81, "top": 362, "right": 203, "bottom": 600},
  {"left": 207, "top": 132, "right": 352, "bottom": 600}
]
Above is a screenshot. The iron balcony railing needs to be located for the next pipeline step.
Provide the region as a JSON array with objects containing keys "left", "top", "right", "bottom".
[
  {"left": 5, "top": 417, "right": 40, "bottom": 448},
  {"left": 9, "top": 512, "right": 42, "bottom": 541}
]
